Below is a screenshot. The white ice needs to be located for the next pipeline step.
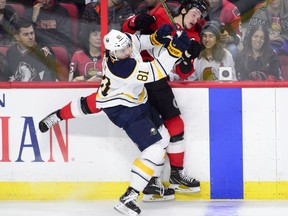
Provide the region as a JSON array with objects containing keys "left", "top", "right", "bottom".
[{"left": 1, "top": 200, "right": 288, "bottom": 216}]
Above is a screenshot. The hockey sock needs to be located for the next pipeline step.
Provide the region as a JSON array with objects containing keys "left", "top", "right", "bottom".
[{"left": 59, "top": 92, "right": 101, "bottom": 120}]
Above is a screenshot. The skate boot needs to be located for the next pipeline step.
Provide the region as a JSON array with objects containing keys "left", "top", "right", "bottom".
[
  {"left": 39, "top": 110, "right": 62, "bottom": 133},
  {"left": 169, "top": 167, "right": 200, "bottom": 193},
  {"left": 142, "top": 177, "right": 175, "bottom": 202},
  {"left": 114, "top": 187, "right": 141, "bottom": 216}
]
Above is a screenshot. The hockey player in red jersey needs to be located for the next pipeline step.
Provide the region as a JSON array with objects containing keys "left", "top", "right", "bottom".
[{"left": 122, "top": 0, "right": 210, "bottom": 197}]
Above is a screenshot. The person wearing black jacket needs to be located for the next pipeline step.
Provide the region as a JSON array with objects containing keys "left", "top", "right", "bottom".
[
  {"left": 7, "top": 19, "right": 56, "bottom": 81},
  {"left": 0, "top": 0, "right": 18, "bottom": 45},
  {"left": 22, "top": 0, "right": 73, "bottom": 54}
]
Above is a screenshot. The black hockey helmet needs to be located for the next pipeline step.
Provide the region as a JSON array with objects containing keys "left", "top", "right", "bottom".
[{"left": 180, "top": 0, "right": 210, "bottom": 18}]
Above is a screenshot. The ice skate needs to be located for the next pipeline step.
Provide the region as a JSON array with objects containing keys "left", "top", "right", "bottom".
[
  {"left": 38, "top": 110, "right": 62, "bottom": 133},
  {"left": 114, "top": 187, "right": 141, "bottom": 216},
  {"left": 169, "top": 167, "right": 200, "bottom": 193},
  {"left": 142, "top": 177, "right": 175, "bottom": 202}
]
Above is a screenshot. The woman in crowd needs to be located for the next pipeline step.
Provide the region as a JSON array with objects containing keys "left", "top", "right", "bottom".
[
  {"left": 188, "top": 19, "right": 237, "bottom": 81},
  {"left": 248, "top": 0, "right": 288, "bottom": 55},
  {"left": 69, "top": 24, "right": 102, "bottom": 82},
  {"left": 236, "top": 24, "right": 281, "bottom": 80}
]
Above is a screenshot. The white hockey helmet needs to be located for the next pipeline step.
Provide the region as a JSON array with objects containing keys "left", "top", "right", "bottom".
[{"left": 104, "top": 29, "right": 131, "bottom": 51}]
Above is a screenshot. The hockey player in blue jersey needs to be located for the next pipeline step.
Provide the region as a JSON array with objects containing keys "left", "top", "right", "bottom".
[
  {"left": 98, "top": 27, "right": 190, "bottom": 216},
  {"left": 39, "top": 24, "right": 190, "bottom": 215}
]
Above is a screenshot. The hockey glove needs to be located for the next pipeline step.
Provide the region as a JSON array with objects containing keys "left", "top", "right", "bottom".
[
  {"left": 129, "top": 14, "right": 155, "bottom": 31},
  {"left": 184, "top": 39, "right": 201, "bottom": 60},
  {"left": 166, "top": 31, "right": 190, "bottom": 58},
  {"left": 179, "top": 39, "right": 201, "bottom": 74},
  {"left": 179, "top": 59, "right": 194, "bottom": 74},
  {"left": 150, "top": 24, "right": 173, "bottom": 46}
]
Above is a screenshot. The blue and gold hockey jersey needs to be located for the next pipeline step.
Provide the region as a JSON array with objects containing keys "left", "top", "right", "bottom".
[{"left": 96, "top": 33, "right": 179, "bottom": 108}]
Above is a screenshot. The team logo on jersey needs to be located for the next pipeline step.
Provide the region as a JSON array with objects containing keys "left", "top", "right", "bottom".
[
  {"left": 232, "top": 7, "right": 240, "bottom": 17},
  {"left": 203, "top": 67, "right": 217, "bottom": 80},
  {"left": 11, "top": 62, "right": 37, "bottom": 82}
]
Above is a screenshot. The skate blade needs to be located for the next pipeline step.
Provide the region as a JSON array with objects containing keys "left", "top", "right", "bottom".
[
  {"left": 114, "top": 202, "right": 139, "bottom": 216},
  {"left": 142, "top": 194, "right": 175, "bottom": 202},
  {"left": 170, "top": 184, "right": 201, "bottom": 194}
]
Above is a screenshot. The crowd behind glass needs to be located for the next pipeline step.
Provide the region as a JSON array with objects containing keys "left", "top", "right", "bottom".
[{"left": 0, "top": 0, "right": 287, "bottom": 82}]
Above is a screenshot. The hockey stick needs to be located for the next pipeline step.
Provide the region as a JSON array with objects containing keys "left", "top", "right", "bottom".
[{"left": 159, "top": 0, "right": 180, "bottom": 33}]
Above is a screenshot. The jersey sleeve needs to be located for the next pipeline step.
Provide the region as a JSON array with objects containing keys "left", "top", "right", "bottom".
[
  {"left": 131, "top": 33, "right": 158, "bottom": 52},
  {"left": 122, "top": 14, "right": 138, "bottom": 34},
  {"left": 136, "top": 50, "right": 179, "bottom": 83}
]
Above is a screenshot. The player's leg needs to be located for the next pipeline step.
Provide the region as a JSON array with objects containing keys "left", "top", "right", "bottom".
[
  {"left": 103, "top": 103, "right": 172, "bottom": 214},
  {"left": 38, "top": 92, "right": 101, "bottom": 133},
  {"left": 146, "top": 79, "right": 200, "bottom": 193},
  {"left": 115, "top": 143, "right": 166, "bottom": 216},
  {"left": 165, "top": 116, "right": 200, "bottom": 193},
  {"left": 142, "top": 125, "right": 175, "bottom": 202}
]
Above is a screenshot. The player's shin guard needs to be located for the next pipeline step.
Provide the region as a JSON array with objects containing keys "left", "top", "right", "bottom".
[
  {"left": 115, "top": 143, "right": 165, "bottom": 215},
  {"left": 38, "top": 92, "right": 100, "bottom": 133},
  {"left": 165, "top": 116, "right": 200, "bottom": 193},
  {"left": 164, "top": 116, "right": 185, "bottom": 168},
  {"left": 59, "top": 92, "right": 100, "bottom": 119},
  {"left": 142, "top": 125, "right": 175, "bottom": 202}
]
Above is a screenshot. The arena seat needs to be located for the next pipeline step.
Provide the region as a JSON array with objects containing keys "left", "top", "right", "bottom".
[
  {"left": 49, "top": 45, "right": 70, "bottom": 81},
  {"left": 0, "top": 46, "right": 9, "bottom": 56},
  {"left": 59, "top": 2, "right": 79, "bottom": 46},
  {"left": 279, "top": 54, "right": 288, "bottom": 80},
  {"left": 7, "top": 2, "right": 25, "bottom": 17}
]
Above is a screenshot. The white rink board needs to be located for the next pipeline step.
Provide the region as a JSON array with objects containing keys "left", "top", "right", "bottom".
[
  {"left": 0, "top": 87, "right": 288, "bottom": 183},
  {"left": 242, "top": 88, "right": 277, "bottom": 181}
]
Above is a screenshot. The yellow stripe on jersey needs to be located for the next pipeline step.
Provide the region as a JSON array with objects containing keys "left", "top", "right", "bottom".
[
  {"left": 122, "top": 88, "right": 146, "bottom": 103},
  {"left": 151, "top": 60, "right": 165, "bottom": 80},
  {"left": 133, "top": 159, "right": 154, "bottom": 176}
]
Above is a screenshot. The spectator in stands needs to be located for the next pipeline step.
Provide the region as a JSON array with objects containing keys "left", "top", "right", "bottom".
[
  {"left": 207, "top": 0, "right": 242, "bottom": 60},
  {"left": 23, "top": 0, "right": 73, "bottom": 54},
  {"left": 236, "top": 24, "right": 281, "bottom": 80},
  {"left": 0, "top": 0, "right": 18, "bottom": 45},
  {"left": 7, "top": 19, "right": 56, "bottom": 81},
  {"left": 188, "top": 19, "right": 237, "bottom": 81},
  {"left": 122, "top": 0, "right": 207, "bottom": 79},
  {"left": 248, "top": 0, "right": 288, "bottom": 55},
  {"left": 59, "top": 0, "right": 85, "bottom": 16},
  {"left": 0, "top": 52, "right": 9, "bottom": 81},
  {"left": 7, "top": 0, "right": 34, "bottom": 7},
  {"left": 69, "top": 24, "right": 102, "bottom": 82},
  {"left": 125, "top": 0, "right": 143, "bottom": 10},
  {"left": 81, "top": 0, "right": 133, "bottom": 31}
]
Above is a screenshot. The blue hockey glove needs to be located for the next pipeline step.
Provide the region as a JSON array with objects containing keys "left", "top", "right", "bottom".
[{"left": 150, "top": 24, "right": 173, "bottom": 46}]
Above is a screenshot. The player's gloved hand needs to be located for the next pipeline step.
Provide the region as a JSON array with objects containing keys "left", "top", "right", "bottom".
[
  {"left": 129, "top": 14, "right": 155, "bottom": 31},
  {"left": 183, "top": 39, "right": 201, "bottom": 60},
  {"left": 179, "top": 39, "right": 201, "bottom": 73},
  {"left": 150, "top": 24, "right": 173, "bottom": 46},
  {"left": 166, "top": 31, "right": 190, "bottom": 58}
]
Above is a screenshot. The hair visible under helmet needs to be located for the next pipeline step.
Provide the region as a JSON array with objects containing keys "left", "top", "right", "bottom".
[
  {"left": 103, "top": 29, "right": 131, "bottom": 61},
  {"left": 177, "top": 0, "right": 209, "bottom": 30},
  {"left": 179, "top": 0, "right": 209, "bottom": 17}
]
